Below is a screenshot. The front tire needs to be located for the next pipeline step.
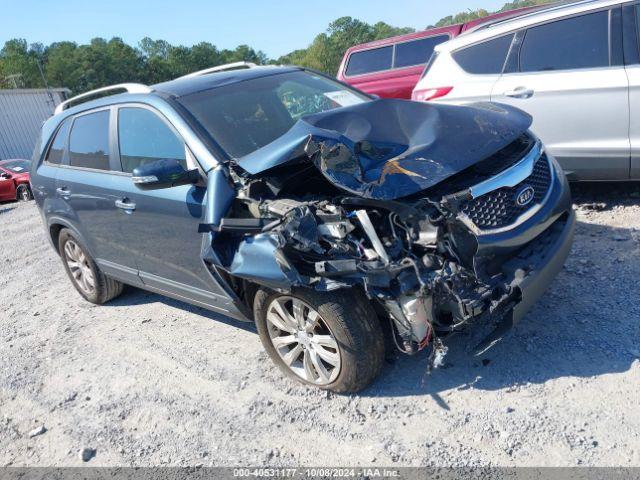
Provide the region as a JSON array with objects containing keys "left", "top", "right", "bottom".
[
  {"left": 58, "top": 229, "right": 123, "bottom": 304},
  {"left": 254, "top": 288, "right": 385, "bottom": 393},
  {"left": 16, "top": 184, "right": 32, "bottom": 202}
]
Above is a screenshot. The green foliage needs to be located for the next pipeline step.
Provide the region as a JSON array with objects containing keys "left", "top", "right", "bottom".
[
  {"left": 0, "top": 0, "right": 557, "bottom": 93},
  {"left": 0, "top": 36, "right": 268, "bottom": 93},
  {"left": 431, "top": 0, "right": 555, "bottom": 27},
  {"left": 434, "top": 9, "right": 490, "bottom": 28},
  {"left": 0, "top": 39, "right": 42, "bottom": 87},
  {"left": 276, "top": 16, "right": 414, "bottom": 76},
  {"left": 499, "top": 0, "right": 556, "bottom": 12}
]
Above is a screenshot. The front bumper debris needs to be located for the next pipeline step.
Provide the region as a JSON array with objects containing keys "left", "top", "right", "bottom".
[{"left": 473, "top": 209, "right": 575, "bottom": 355}]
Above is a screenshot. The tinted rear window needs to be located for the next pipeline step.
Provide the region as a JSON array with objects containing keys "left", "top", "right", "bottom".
[
  {"left": 346, "top": 46, "right": 393, "bottom": 76},
  {"left": 45, "top": 118, "right": 71, "bottom": 165},
  {"left": 453, "top": 34, "right": 514, "bottom": 74},
  {"left": 394, "top": 35, "right": 449, "bottom": 68},
  {"left": 69, "top": 111, "right": 110, "bottom": 170},
  {"left": 519, "top": 11, "right": 609, "bottom": 72}
]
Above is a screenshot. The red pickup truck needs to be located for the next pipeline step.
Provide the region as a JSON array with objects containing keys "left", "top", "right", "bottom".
[{"left": 336, "top": 6, "right": 542, "bottom": 99}]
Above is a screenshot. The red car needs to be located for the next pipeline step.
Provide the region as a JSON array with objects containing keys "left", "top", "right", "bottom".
[
  {"left": 336, "top": 6, "right": 543, "bottom": 99},
  {"left": 0, "top": 159, "right": 32, "bottom": 202}
]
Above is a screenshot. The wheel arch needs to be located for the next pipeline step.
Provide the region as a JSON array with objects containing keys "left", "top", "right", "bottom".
[{"left": 46, "top": 217, "right": 94, "bottom": 257}]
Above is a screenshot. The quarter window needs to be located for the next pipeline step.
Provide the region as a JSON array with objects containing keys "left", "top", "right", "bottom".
[
  {"left": 519, "top": 11, "right": 610, "bottom": 72},
  {"left": 453, "top": 34, "right": 514, "bottom": 74},
  {"left": 394, "top": 35, "right": 449, "bottom": 68},
  {"left": 346, "top": 46, "right": 393, "bottom": 76},
  {"left": 68, "top": 111, "right": 110, "bottom": 170},
  {"left": 45, "top": 118, "right": 71, "bottom": 165},
  {"left": 118, "top": 108, "right": 186, "bottom": 173}
]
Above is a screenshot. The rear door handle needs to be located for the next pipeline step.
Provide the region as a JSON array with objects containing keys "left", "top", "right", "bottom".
[
  {"left": 115, "top": 198, "right": 136, "bottom": 211},
  {"left": 56, "top": 187, "right": 70, "bottom": 196},
  {"left": 504, "top": 87, "right": 534, "bottom": 99}
]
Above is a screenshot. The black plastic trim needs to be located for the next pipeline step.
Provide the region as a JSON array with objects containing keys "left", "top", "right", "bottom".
[
  {"left": 623, "top": 3, "right": 640, "bottom": 65},
  {"left": 611, "top": 6, "right": 624, "bottom": 66}
]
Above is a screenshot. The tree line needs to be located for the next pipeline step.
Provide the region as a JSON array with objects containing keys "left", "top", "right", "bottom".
[
  {"left": 0, "top": 38, "right": 268, "bottom": 94},
  {"left": 0, "top": 0, "right": 552, "bottom": 95}
]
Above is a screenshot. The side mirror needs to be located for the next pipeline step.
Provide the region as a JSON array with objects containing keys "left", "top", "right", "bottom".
[
  {"left": 370, "top": 94, "right": 380, "bottom": 100},
  {"left": 0, "top": 172, "right": 11, "bottom": 180},
  {"left": 132, "top": 159, "right": 200, "bottom": 190}
]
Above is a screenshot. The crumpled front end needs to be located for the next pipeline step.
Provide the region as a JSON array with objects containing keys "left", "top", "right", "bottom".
[{"left": 202, "top": 99, "right": 574, "bottom": 366}]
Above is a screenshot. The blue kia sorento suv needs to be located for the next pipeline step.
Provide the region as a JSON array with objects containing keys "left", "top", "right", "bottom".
[{"left": 31, "top": 64, "right": 575, "bottom": 392}]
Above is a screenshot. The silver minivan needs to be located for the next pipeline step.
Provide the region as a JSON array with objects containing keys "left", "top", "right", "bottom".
[{"left": 412, "top": 0, "right": 640, "bottom": 181}]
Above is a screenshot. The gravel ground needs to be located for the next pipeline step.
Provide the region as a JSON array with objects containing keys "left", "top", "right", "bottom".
[{"left": 1, "top": 183, "right": 639, "bottom": 467}]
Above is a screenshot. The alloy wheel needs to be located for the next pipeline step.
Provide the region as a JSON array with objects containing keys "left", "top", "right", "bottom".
[
  {"left": 266, "top": 296, "right": 341, "bottom": 385},
  {"left": 63, "top": 240, "right": 96, "bottom": 295}
]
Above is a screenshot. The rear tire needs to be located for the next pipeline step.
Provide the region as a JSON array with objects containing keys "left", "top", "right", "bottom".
[
  {"left": 16, "top": 184, "right": 32, "bottom": 201},
  {"left": 58, "top": 228, "right": 123, "bottom": 304},
  {"left": 254, "top": 287, "right": 385, "bottom": 393}
]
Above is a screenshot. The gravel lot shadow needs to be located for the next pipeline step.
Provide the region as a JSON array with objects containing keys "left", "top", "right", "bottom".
[
  {"left": 570, "top": 181, "right": 640, "bottom": 208},
  {"left": 0, "top": 205, "right": 17, "bottom": 214},
  {"left": 106, "top": 287, "right": 257, "bottom": 333}
]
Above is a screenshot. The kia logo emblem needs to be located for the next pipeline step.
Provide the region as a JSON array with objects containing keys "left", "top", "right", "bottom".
[{"left": 515, "top": 185, "right": 535, "bottom": 206}]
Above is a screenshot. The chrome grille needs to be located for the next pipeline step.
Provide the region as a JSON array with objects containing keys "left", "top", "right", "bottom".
[{"left": 461, "top": 153, "right": 552, "bottom": 230}]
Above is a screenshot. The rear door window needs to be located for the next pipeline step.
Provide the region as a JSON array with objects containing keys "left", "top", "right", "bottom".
[
  {"left": 118, "top": 107, "right": 186, "bottom": 173},
  {"left": 346, "top": 46, "right": 393, "bottom": 76},
  {"left": 519, "top": 11, "right": 610, "bottom": 72},
  {"left": 453, "top": 34, "right": 514, "bottom": 74},
  {"left": 45, "top": 118, "right": 71, "bottom": 165},
  {"left": 394, "top": 35, "right": 449, "bottom": 68},
  {"left": 68, "top": 110, "right": 111, "bottom": 170}
]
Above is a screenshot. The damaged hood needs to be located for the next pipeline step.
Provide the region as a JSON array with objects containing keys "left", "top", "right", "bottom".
[{"left": 238, "top": 99, "right": 532, "bottom": 200}]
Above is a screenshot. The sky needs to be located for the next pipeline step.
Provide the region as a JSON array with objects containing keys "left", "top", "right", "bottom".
[{"left": 1, "top": 0, "right": 509, "bottom": 58}]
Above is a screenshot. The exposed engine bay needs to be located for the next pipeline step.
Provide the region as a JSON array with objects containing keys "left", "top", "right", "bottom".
[{"left": 200, "top": 99, "right": 572, "bottom": 368}]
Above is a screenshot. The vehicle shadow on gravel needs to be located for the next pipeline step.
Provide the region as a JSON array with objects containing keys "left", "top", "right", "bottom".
[
  {"left": 0, "top": 205, "right": 17, "bottom": 214},
  {"left": 364, "top": 183, "right": 640, "bottom": 402},
  {"left": 570, "top": 181, "right": 640, "bottom": 209},
  {"left": 106, "top": 288, "right": 257, "bottom": 334}
]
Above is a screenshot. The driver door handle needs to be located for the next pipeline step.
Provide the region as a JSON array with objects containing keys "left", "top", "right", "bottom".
[
  {"left": 56, "top": 186, "right": 70, "bottom": 196},
  {"left": 115, "top": 198, "right": 136, "bottom": 211},
  {"left": 504, "top": 87, "right": 534, "bottom": 99}
]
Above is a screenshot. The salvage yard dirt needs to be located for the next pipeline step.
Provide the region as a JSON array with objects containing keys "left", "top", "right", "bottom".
[{"left": 1, "top": 183, "right": 639, "bottom": 466}]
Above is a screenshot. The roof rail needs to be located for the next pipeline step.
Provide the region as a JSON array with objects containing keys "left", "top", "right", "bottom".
[
  {"left": 54, "top": 83, "right": 152, "bottom": 114},
  {"left": 177, "top": 61, "right": 257, "bottom": 80}
]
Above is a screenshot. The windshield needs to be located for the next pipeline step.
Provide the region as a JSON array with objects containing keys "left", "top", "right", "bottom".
[
  {"left": 1, "top": 160, "right": 30, "bottom": 173},
  {"left": 178, "top": 71, "right": 369, "bottom": 158}
]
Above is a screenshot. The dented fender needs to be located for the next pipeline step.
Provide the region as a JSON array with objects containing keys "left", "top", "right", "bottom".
[{"left": 229, "top": 234, "right": 303, "bottom": 290}]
